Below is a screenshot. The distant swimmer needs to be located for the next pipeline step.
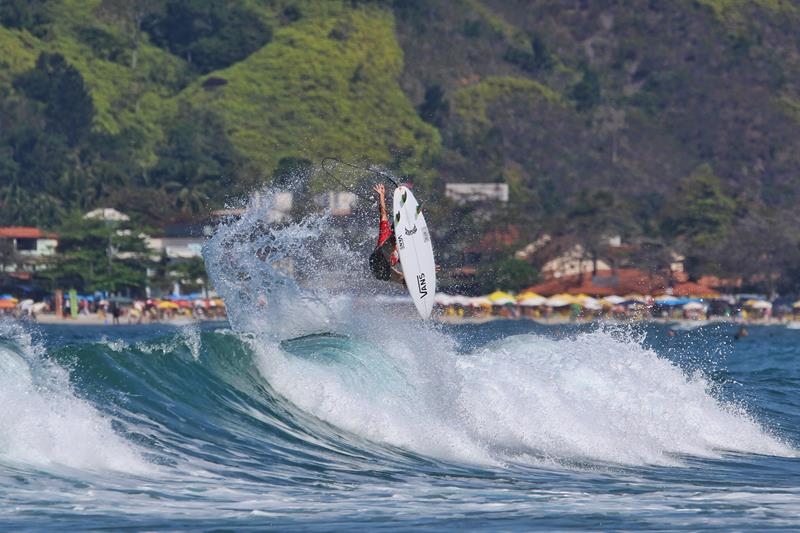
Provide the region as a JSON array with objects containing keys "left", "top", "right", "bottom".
[
  {"left": 734, "top": 326, "right": 749, "bottom": 340},
  {"left": 369, "top": 183, "right": 404, "bottom": 284}
]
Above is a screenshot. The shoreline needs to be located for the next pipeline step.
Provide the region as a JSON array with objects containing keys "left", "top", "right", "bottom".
[
  {"left": 23, "top": 313, "right": 223, "bottom": 327},
  {"left": 18, "top": 312, "right": 796, "bottom": 329}
]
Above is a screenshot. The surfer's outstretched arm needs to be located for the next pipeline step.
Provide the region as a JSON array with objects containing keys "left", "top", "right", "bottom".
[{"left": 373, "top": 183, "right": 388, "bottom": 222}]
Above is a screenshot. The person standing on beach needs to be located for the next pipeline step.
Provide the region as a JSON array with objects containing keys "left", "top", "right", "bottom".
[{"left": 110, "top": 301, "right": 121, "bottom": 325}]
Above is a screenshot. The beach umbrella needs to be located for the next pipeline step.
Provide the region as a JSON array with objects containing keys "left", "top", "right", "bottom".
[
  {"left": 0, "top": 299, "right": 16, "bottom": 309},
  {"left": 487, "top": 290, "right": 516, "bottom": 305},
  {"left": 747, "top": 300, "right": 772, "bottom": 310},
  {"left": 545, "top": 294, "right": 573, "bottom": 307},
  {"left": 519, "top": 296, "right": 547, "bottom": 307},
  {"left": 516, "top": 291, "right": 543, "bottom": 302},
  {"left": 682, "top": 301, "right": 706, "bottom": 311},
  {"left": 623, "top": 293, "right": 647, "bottom": 303},
  {"left": 469, "top": 296, "right": 492, "bottom": 307},
  {"left": 577, "top": 295, "right": 601, "bottom": 310},
  {"left": 602, "top": 295, "right": 625, "bottom": 305},
  {"left": 654, "top": 295, "right": 680, "bottom": 304},
  {"left": 157, "top": 300, "right": 180, "bottom": 309}
]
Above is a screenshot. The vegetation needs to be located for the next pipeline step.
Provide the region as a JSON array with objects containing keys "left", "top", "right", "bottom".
[{"left": 2, "top": 0, "right": 800, "bottom": 296}]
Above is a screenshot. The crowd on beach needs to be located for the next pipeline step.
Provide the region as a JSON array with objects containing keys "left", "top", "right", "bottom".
[
  {"left": 1, "top": 293, "right": 227, "bottom": 324},
  {"left": 4, "top": 290, "right": 797, "bottom": 327},
  {"left": 434, "top": 290, "right": 799, "bottom": 324}
]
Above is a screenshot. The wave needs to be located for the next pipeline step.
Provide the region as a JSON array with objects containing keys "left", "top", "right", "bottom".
[
  {"left": 0, "top": 321, "right": 151, "bottom": 473},
  {"left": 0, "top": 186, "right": 793, "bottom": 479},
  {"left": 199, "top": 186, "right": 795, "bottom": 468}
]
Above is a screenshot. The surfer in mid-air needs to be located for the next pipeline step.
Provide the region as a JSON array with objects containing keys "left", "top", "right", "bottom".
[{"left": 369, "top": 183, "right": 404, "bottom": 283}]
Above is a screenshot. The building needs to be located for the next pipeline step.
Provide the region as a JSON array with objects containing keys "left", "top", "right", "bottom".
[
  {"left": 0, "top": 227, "right": 59, "bottom": 275},
  {"left": 84, "top": 207, "right": 130, "bottom": 222},
  {"left": 445, "top": 183, "right": 509, "bottom": 203},
  {"left": 146, "top": 224, "right": 211, "bottom": 260},
  {"left": 524, "top": 268, "right": 671, "bottom": 297},
  {"left": 539, "top": 244, "right": 612, "bottom": 279}
]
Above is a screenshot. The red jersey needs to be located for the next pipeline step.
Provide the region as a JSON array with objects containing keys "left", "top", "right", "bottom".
[{"left": 377, "top": 220, "right": 400, "bottom": 266}]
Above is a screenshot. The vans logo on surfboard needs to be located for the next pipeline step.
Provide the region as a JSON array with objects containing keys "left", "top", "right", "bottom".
[
  {"left": 416, "top": 273, "right": 428, "bottom": 297},
  {"left": 405, "top": 225, "right": 418, "bottom": 236}
]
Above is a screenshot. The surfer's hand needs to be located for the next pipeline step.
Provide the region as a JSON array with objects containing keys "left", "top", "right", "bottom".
[{"left": 373, "top": 183, "right": 385, "bottom": 199}]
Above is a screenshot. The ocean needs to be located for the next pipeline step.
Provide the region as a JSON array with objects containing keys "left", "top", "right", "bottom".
[{"left": 1, "top": 191, "right": 799, "bottom": 531}]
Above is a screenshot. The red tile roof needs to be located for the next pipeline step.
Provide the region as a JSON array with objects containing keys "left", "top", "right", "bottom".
[
  {"left": 0, "top": 227, "right": 58, "bottom": 239},
  {"left": 670, "top": 281, "right": 720, "bottom": 298},
  {"left": 524, "top": 268, "right": 670, "bottom": 297}
]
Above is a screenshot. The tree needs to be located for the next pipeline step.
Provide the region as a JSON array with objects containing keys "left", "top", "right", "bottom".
[
  {"left": 14, "top": 53, "right": 94, "bottom": 146},
  {"left": 566, "top": 188, "right": 635, "bottom": 274},
  {"left": 660, "top": 164, "right": 738, "bottom": 275},
  {"left": 97, "top": 0, "right": 164, "bottom": 70},
  {"left": 571, "top": 65, "right": 601, "bottom": 112},
  {"left": 142, "top": 0, "right": 272, "bottom": 73},
  {"left": 712, "top": 209, "right": 800, "bottom": 296},
  {"left": 418, "top": 85, "right": 449, "bottom": 129},
  {"left": 149, "top": 105, "right": 242, "bottom": 217},
  {"left": 662, "top": 164, "right": 736, "bottom": 243},
  {"left": 0, "top": 238, "right": 18, "bottom": 274},
  {"left": 49, "top": 212, "right": 151, "bottom": 293},
  {"left": 475, "top": 258, "right": 539, "bottom": 294},
  {"left": 0, "top": 0, "right": 50, "bottom": 36}
]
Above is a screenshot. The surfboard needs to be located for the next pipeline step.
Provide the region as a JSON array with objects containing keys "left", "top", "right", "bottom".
[{"left": 392, "top": 185, "right": 436, "bottom": 319}]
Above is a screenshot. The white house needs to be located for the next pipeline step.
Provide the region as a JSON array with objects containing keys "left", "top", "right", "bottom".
[
  {"left": 0, "top": 227, "right": 59, "bottom": 273},
  {"left": 540, "top": 244, "right": 612, "bottom": 279},
  {"left": 445, "top": 183, "right": 509, "bottom": 203},
  {"left": 84, "top": 207, "right": 131, "bottom": 222}
]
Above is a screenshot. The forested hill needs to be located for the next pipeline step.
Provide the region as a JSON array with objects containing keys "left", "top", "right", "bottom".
[{"left": 2, "top": 0, "right": 800, "bottom": 290}]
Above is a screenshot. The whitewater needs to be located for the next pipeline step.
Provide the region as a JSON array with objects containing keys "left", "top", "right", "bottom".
[{"left": 1, "top": 187, "right": 799, "bottom": 531}]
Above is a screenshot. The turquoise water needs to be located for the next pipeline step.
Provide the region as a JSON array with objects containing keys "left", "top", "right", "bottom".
[
  {"left": 1, "top": 190, "right": 798, "bottom": 530},
  {"left": 1, "top": 319, "right": 799, "bottom": 530}
]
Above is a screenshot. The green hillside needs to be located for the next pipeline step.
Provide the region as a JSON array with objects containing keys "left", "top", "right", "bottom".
[{"left": 2, "top": 0, "right": 800, "bottom": 292}]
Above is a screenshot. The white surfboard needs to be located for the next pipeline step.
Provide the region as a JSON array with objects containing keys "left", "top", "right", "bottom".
[{"left": 392, "top": 185, "right": 436, "bottom": 319}]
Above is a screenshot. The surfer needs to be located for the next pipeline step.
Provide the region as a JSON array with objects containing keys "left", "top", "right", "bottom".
[{"left": 369, "top": 183, "right": 404, "bottom": 283}]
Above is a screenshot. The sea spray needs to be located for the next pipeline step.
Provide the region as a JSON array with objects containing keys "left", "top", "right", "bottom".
[{"left": 203, "top": 184, "right": 795, "bottom": 468}]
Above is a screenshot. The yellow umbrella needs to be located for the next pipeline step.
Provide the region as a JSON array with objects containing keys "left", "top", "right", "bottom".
[
  {"left": 516, "top": 291, "right": 543, "bottom": 302},
  {"left": 487, "top": 290, "right": 516, "bottom": 305},
  {"left": 555, "top": 293, "right": 579, "bottom": 304},
  {"left": 157, "top": 300, "right": 179, "bottom": 309}
]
